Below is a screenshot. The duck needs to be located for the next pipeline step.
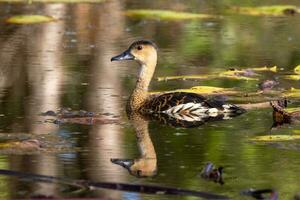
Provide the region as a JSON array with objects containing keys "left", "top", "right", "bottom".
[{"left": 111, "top": 40, "right": 245, "bottom": 121}]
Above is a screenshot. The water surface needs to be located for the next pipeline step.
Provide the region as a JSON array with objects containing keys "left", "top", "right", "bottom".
[{"left": 0, "top": 0, "right": 300, "bottom": 199}]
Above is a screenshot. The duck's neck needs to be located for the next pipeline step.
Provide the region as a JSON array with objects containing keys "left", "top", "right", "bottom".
[{"left": 129, "top": 57, "right": 157, "bottom": 112}]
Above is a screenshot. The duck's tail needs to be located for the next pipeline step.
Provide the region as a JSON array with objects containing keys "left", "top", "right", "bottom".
[{"left": 222, "top": 104, "right": 246, "bottom": 114}]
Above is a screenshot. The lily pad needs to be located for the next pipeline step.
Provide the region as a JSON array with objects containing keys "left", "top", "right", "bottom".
[
  {"left": 250, "top": 135, "right": 300, "bottom": 142},
  {"left": 228, "top": 5, "right": 299, "bottom": 16},
  {"left": 6, "top": 15, "right": 56, "bottom": 24},
  {"left": 125, "top": 9, "right": 218, "bottom": 21}
]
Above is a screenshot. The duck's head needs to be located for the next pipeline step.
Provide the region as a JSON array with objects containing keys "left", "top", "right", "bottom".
[{"left": 111, "top": 40, "right": 158, "bottom": 65}]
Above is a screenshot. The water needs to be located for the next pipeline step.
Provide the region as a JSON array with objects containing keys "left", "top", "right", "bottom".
[{"left": 0, "top": 0, "right": 300, "bottom": 199}]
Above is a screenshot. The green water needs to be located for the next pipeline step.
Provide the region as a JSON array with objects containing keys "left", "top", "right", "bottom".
[{"left": 0, "top": 0, "right": 300, "bottom": 199}]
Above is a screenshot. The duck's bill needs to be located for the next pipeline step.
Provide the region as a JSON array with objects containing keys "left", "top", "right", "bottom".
[
  {"left": 111, "top": 50, "right": 134, "bottom": 61},
  {"left": 111, "top": 158, "right": 134, "bottom": 169}
]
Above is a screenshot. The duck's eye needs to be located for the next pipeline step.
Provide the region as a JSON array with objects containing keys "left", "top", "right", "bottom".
[{"left": 137, "top": 45, "right": 143, "bottom": 50}]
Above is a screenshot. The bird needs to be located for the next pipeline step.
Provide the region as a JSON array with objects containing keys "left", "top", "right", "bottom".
[
  {"left": 111, "top": 40, "right": 245, "bottom": 122},
  {"left": 200, "top": 162, "right": 224, "bottom": 185}
]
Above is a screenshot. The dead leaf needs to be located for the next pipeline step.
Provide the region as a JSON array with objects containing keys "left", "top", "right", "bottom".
[
  {"left": 125, "top": 9, "right": 219, "bottom": 21},
  {"left": 6, "top": 15, "right": 56, "bottom": 24},
  {"left": 251, "top": 135, "right": 300, "bottom": 142}
]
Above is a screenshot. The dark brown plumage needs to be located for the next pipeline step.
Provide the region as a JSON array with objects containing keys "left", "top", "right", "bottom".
[{"left": 141, "top": 92, "right": 226, "bottom": 113}]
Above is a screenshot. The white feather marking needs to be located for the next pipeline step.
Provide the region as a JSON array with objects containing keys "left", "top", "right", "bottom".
[
  {"left": 164, "top": 103, "right": 208, "bottom": 114},
  {"left": 163, "top": 104, "right": 183, "bottom": 114},
  {"left": 222, "top": 113, "right": 232, "bottom": 120},
  {"left": 181, "top": 102, "right": 195, "bottom": 110},
  {"left": 208, "top": 108, "right": 219, "bottom": 113},
  {"left": 222, "top": 104, "right": 235, "bottom": 113},
  {"left": 161, "top": 102, "right": 239, "bottom": 122},
  {"left": 173, "top": 113, "right": 203, "bottom": 122},
  {"left": 208, "top": 112, "right": 218, "bottom": 117},
  {"left": 191, "top": 108, "right": 209, "bottom": 114}
]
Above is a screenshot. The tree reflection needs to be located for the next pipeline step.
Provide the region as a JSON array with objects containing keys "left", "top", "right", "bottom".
[
  {"left": 24, "top": 4, "right": 67, "bottom": 198},
  {"left": 84, "top": 0, "right": 127, "bottom": 199}
]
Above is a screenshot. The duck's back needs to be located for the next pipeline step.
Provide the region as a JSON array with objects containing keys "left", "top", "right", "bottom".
[{"left": 141, "top": 92, "right": 245, "bottom": 117}]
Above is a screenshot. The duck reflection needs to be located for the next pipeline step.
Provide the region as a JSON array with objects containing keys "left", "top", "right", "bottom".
[
  {"left": 146, "top": 112, "right": 236, "bottom": 128},
  {"left": 111, "top": 113, "right": 157, "bottom": 178}
]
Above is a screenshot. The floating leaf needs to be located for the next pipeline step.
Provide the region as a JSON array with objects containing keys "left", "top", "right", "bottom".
[
  {"left": 151, "top": 86, "right": 238, "bottom": 95},
  {"left": 251, "top": 134, "right": 300, "bottom": 142},
  {"left": 125, "top": 9, "right": 218, "bottom": 21},
  {"left": 156, "top": 66, "right": 275, "bottom": 82},
  {"left": 283, "top": 74, "right": 300, "bottom": 80},
  {"left": 0, "top": 142, "right": 13, "bottom": 149},
  {"left": 156, "top": 73, "right": 258, "bottom": 82},
  {"left": 184, "top": 86, "right": 235, "bottom": 93},
  {"left": 251, "top": 66, "right": 277, "bottom": 72},
  {"left": 283, "top": 87, "right": 300, "bottom": 97},
  {"left": 6, "top": 15, "right": 56, "bottom": 24},
  {"left": 228, "top": 5, "right": 299, "bottom": 16},
  {"left": 294, "top": 65, "right": 300, "bottom": 75},
  {"left": 156, "top": 75, "right": 215, "bottom": 81},
  {"left": 285, "top": 107, "right": 300, "bottom": 113}
]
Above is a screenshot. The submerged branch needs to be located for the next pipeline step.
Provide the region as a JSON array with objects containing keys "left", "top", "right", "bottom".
[{"left": 0, "top": 169, "right": 229, "bottom": 200}]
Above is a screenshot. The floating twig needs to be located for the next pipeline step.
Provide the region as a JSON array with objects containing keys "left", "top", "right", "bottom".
[{"left": 0, "top": 169, "right": 229, "bottom": 199}]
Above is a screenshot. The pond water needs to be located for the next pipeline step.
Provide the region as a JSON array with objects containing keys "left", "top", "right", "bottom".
[{"left": 0, "top": 0, "right": 300, "bottom": 199}]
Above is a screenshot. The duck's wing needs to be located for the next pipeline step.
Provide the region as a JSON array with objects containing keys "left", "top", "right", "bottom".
[{"left": 143, "top": 92, "right": 244, "bottom": 114}]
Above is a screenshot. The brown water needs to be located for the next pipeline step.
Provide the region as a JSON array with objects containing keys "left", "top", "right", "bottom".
[{"left": 0, "top": 0, "right": 300, "bottom": 199}]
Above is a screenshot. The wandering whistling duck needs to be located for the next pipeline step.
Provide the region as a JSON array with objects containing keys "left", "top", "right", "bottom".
[{"left": 111, "top": 40, "right": 245, "bottom": 122}]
